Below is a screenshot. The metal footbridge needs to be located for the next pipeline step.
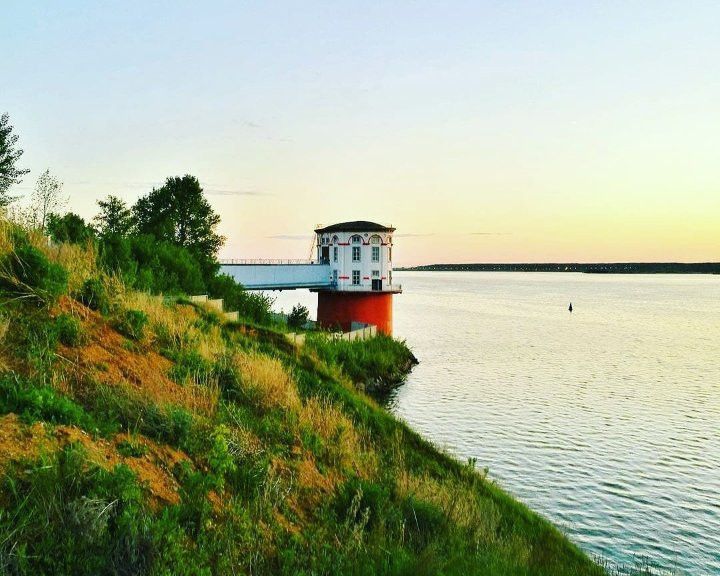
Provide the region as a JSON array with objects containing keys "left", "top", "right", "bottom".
[{"left": 219, "top": 259, "right": 333, "bottom": 290}]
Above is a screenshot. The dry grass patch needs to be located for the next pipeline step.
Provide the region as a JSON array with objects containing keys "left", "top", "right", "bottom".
[
  {"left": 397, "top": 471, "right": 530, "bottom": 561},
  {"left": 300, "top": 396, "right": 376, "bottom": 476},
  {"left": 0, "top": 413, "right": 49, "bottom": 470},
  {"left": 121, "top": 292, "right": 195, "bottom": 347},
  {"left": 56, "top": 298, "right": 220, "bottom": 418},
  {"left": 121, "top": 293, "right": 226, "bottom": 361},
  {"left": 0, "top": 217, "right": 14, "bottom": 255},
  {"left": 0, "top": 314, "right": 10, "bottom": 371},
  {"left": 41, "top": 241, "right": 97, "bottom": 293},
  {"left": 0, "top": 413, "right": 189, "bottom": 506},
  {"left": 232, "top": 352, "right": 301, "bottom": 413}
]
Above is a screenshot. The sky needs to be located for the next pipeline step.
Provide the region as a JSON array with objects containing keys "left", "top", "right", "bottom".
[{"left": 2, "top": 1, "right": 719, "bottom": 266}]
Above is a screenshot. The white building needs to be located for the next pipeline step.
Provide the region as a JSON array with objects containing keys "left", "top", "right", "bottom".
[{"left": 315, "top": 221, "right": 400, "bottom": 293}]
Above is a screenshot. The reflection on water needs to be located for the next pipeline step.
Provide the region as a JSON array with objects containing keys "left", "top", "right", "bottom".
[{"left": 390, "top": 272, "right": 720, "bottom": 575}]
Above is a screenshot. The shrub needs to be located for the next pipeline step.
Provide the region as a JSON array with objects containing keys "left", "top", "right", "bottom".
[
  {"left": 168, "top": 349, "right": 215, "bottom": 383},
  {"left": 205, "top": 425, "right": 237, "bottom": 490},
  {"left": 0, "top": 243, "right": 68, "bottom": 302},
  {"left": 207, "top": 273, "right": 274, "bottom": 324},
  {"left": 97, "top": 235, "right": 207, "bottom": 296},
  {"left": 97, "top": 234, "right": 137, "bottom": 281},
  {"left": 55, "top": 313, "right": 84, "bottom": 346},
  {"left": 131, "top": 236, "right": 206, "bottom": 295},
  {"left": 114, "top": 309, "right": 148, "bottom": 340},
  {"left": 78, "top": 277, "right": 110, "bottom": 314}
]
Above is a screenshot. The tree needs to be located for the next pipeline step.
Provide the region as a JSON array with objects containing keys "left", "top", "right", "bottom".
[
  {"left": 30, "top": 169, "right": 66, "bottom": 230},
  {"left": 94, "top": 195, "right": 133, "bottom": 238},
  {"left": 287, "top": 304, "right": 310, "bottom": 329},
  {"left": 0, "top": 113, "right": 30, "bottom": 208},
  {"left": 47, "top": 212, "right": 95, "bottom": 244},
  {"left": 132, "top": 175, "right": 225, "bottom": 277}
]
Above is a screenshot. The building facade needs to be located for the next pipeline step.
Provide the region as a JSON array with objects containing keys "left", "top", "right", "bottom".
[
  {"left": 315, "top": 221, "right": 397, "bottom": 291},
  {"left": 313, "top": 221, "right": 401, "bottom": 334}
]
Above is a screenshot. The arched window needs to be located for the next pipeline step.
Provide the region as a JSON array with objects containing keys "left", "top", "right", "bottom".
[
  {"left": 331, "top": 235, "right": 339, "bottom": 245},
  {"left": 351, "top": 235, "right": 362, "bottom": 244},
  {"left": 370, "top": 235, "right": 381, "bottom": 262}
]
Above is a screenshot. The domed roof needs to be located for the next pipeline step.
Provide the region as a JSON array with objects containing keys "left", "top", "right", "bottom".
[{"left": 314, "top": 221, "right": 395, "bottom": 234}]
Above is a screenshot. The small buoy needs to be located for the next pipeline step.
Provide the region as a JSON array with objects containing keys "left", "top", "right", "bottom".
[{"left": 568, "top": 302, "right": 573, "bottom": 313}]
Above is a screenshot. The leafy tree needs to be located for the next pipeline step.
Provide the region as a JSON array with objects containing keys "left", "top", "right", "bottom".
[
  {"left": 47, "top": 212, "right": 95, "bottom": 244},
  {"left": 0, "top": 113, "right": 30, "bottom": 208},
  {"left": 132, "top": 175, "right": 224, "bottom": 278},
  {"left": 94, "top": 195, "right": 133, "bottom": 238},
  {"left": 287, "top": 304, "right": 310, "bottom": 329},
  {"left": 30, "top": 169, "right": 66, "bottom": 230}
]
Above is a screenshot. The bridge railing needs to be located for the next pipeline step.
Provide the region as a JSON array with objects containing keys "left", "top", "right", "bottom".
[
  {"left": 220, "top": 258, "right": 318, "bottom": 265},
  {"left": 337, "top": 284, "right": 402, "bottom": 293}
]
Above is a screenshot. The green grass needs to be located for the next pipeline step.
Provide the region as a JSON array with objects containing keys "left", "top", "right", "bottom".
[
  {"left": 305, "top": 333, "right": 417, "bottom": 399},
  {"left": 0, "top": 222, "right": 612, "bottom": 575}
]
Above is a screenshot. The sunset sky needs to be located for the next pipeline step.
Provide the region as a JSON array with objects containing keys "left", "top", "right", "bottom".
[{"left": 3, "top": 1, "right": 719, "bottom": 266}]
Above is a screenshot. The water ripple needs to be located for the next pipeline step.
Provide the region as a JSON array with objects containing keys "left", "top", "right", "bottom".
[{"left": 392, "top": 272, "right": 720, "bottom": 576}]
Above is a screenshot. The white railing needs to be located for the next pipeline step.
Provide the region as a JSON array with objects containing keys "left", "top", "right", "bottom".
[
  {"left": 220, "top": 258, "right": 318, "bottom": 265},
  {"left": 336, "top": 284, "right": 402, "bottom": 293}
]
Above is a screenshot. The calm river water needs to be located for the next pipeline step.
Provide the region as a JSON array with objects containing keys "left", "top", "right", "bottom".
[{"left": 268, "top": 272, "right": 720, "bottom": 575}]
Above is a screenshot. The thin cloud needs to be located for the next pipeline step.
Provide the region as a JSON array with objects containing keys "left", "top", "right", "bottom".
[
  {"left": 267, "top": 234, "right": 313, "bottom": 241},
  {"left": 468, "top": 232, "right": 512, "bottom": 236},
  {"left": 205, "top": 188, "right": 273, "bottom": 197}
]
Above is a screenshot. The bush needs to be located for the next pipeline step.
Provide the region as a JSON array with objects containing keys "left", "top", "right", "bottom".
[
  {"left": 55, "top": 313, "right": 84, "bottom": 346},
  {"left": 77, "top": 277, "right": 110, "bottom": 314},
  {"left": 114, "top": 309, "right": 148, "bottom": 340},
  {"left": 207, "top": 274, "right": 274, "bottom": 325},
  {"left": 99, "top": 235, "right": 206, "bottom": 296},
  {"left": 0, "top": 244, "right": 68, "bottom": 302},
  {"left": 287, "top": 304, "right": 310, "bottom": 329}
]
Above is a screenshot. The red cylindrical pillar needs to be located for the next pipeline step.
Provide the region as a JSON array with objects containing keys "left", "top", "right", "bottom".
[{"left": 317, "top": 291, "right": 393, "bottom": 335}]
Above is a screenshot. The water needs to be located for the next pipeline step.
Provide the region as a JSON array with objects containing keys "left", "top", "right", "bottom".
[{"left": 266, "top": 273, "right": 720, "bottom": 574}]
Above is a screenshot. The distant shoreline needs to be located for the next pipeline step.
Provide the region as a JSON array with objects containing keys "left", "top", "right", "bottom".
[{"left": 396, "top": 263, "right": 720, "bottom": 274}]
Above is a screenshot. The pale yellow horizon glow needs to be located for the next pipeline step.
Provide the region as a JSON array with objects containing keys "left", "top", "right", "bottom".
[{"left": 4, "top": 3, "right": 719, "bottom": 266}]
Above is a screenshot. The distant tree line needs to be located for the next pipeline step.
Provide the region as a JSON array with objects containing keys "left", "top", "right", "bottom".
[
  {"left": 0, "top": 112, "right": 273, "bottom": 322},
  {"left": 398, "top": 263, "right": 720, "bottom": 274}
]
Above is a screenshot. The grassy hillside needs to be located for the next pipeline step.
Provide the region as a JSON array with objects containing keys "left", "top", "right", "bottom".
[{"left": 0, "top": 222, "right": 604, "bottom": 575}]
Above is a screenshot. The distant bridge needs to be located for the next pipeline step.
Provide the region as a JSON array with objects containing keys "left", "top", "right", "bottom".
[{"left": 219, "top": 259, "right": 333, "bottom": 290}]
